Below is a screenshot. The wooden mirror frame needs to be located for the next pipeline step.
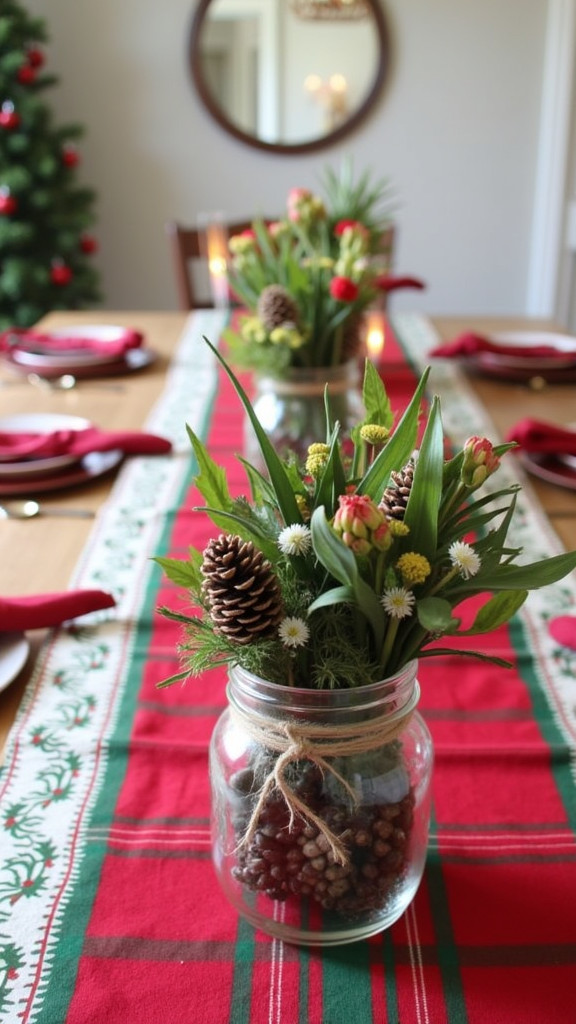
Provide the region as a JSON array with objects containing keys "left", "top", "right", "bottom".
[{"left": 188, "top": 0, "right": 390, "bottom": 155}]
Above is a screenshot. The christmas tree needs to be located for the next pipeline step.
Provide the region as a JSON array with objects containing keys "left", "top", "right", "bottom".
[{"left": 0, "top": 0, "right": 101, "bottom": 329}]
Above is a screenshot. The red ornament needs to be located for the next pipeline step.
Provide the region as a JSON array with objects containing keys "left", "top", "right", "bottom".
[
  {"left": 17, "top": 65, "right": 36, "bottom": 85},
  {"left": 80, "top": 233, "right": 98, "bottom": 254},
  {"left": 0, "top": 102, "right": 20, "bottom": 130},
  {"left": 62, "top": 145, "right": 80, "bottom": 168},
  {"left": 50, "top": 262, "right": 73, "bottom": 286},
  {"left": 26, "top": 47, "right": 45, "bottom": 69},
  {"left": 0, "top": 189, "right": 17, "bottom": 215}
]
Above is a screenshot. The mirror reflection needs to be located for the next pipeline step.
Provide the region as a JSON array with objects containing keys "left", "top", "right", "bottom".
[{"left": 190, "top": 0, "right": 388, "bottom": 154}]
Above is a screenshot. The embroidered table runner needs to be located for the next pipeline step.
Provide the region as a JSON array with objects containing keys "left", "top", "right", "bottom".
[{"left": 1, "top": 312, "right": 575, "bottom": 1024}]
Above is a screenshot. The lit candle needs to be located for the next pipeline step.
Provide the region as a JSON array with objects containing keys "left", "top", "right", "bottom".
[
  {"left": 198, "top": 213, "right": 230, "bottom": 308},
  {"left": 205, "top": 220, "right": 229, "bottom": 309},
  {"left": 365, "top": 312, "right": 385, "bottom": 362}
]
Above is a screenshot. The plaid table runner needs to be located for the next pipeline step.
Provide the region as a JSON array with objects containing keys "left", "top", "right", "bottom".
[{"left": 1, "top": 312, "right": 575, "bottom": 1024}]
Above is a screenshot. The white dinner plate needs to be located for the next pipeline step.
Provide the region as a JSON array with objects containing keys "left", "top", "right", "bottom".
[
  {"left": 489, "top": 331, "right": 576, "bottom": 355},
  {"left": 0, "top": 413, "right": 92, "bottom": 477},
  {"left": 0, "top": 448, "right": 123, "bottom": 496},
  {"left": 0, "top": 632, "right": 30, "bottom": 693},
  {"left": 9, "top": 324, "right": 141, "bottom": 369}
]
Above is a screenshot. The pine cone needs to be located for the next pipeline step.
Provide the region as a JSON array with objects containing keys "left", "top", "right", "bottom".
[
  {"left": 201, "top": 534, "right": 284, "bottom": 645},
  {"left": 379, "top": 459, "right": 415, "bottom": 520},
  {"left": 340, "top": 314, "right": 364, "bottom": 362},
  {"left": 257, "top": 284, "right": 299, "bottom": 331}
]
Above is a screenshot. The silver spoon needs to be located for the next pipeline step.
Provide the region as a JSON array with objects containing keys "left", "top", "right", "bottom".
[
  {"left": 26, "top": 373, "right": 125, "bottom": 392},
  {"left": 0, "top": 500, "right": 95, "bottom": 520},
  {"left": 0, "top": 373, "right": 124, "bottom": 391}
]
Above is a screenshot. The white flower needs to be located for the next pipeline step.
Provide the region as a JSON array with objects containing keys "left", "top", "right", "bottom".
[
  {"left": 278, "top": 523, "right": 312, "bottom": 556},
  {"left": 381, "top": 587, "right": 415, "bottom": 619},
  {"left": 449, "top": 540, "right": 481, "bottom": 579},
  {"left": 278, "top": 616, "right": 310, "bottom": 648}
]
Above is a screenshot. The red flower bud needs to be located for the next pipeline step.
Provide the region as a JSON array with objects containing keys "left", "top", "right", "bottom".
[{"left": 329, "top": 276, "right": 359, "bottom": 302}]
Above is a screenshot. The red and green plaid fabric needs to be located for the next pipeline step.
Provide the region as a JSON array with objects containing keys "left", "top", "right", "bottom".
[{"left": 3, "top": 318, "right": 576, "bottom": 1023}]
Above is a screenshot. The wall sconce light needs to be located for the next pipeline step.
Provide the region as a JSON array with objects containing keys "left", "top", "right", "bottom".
[{"left": 303, "top": 73, "right": 348, "bottom": 130}]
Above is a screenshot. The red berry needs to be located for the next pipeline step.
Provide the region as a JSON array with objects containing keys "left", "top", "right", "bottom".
[
  {"left": 27, "top": 47, "right": 44, "bottom": 69},
  {"left": 80, "top": 233, "right": 97, "bottom": 254},
  {"left": 0, "top": 191, "right": 17, "bottom": 215},
  {"left": 0, "top": 106, "right": 20, "bottom": 130},
  {"left": 50, "top": 263, "right": 73, "bottom": 286},
  {"left": 62, "top": 145, "right": 80, "bottom": 168},
  {"left": 17, "top": 65, "right": 36, "bottom": 85}
]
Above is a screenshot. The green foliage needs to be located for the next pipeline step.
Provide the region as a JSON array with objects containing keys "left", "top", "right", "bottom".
[
  {"left": 157, "top": 344, "right": 576, "bottom": 689},
  {"left": 0, "top": 0, "right": 101, "bottom": 329},
  {"left": 224, "top": 165, "right": 394, "bottom": 372}
]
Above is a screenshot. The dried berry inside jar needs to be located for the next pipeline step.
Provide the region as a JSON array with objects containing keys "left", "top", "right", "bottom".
[{"left": 228, "top": 755, "right": 415, "bottom": 920}]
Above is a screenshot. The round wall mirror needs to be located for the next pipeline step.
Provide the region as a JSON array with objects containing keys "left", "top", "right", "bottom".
[{"left": 189, "top": 0, "right": 390, "bottom": 155}]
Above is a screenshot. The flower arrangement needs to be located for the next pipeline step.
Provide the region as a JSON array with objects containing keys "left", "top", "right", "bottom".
[
  {"left": 222, "top": 164, "right": 396, "bottom": 375},
  {"left": 157, "top": 344, "right": 576, "bottom": 691}
]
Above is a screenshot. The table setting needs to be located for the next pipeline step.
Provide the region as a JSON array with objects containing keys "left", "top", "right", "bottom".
[
  {"left": 0, "top": 307, "right": 575, "bottom": 1023},
  {"left": 428, "top": 326, "right": 576, "bottom": 384},
  {"left": 0, "top": 323, "right": 157, "bottom": 380}
]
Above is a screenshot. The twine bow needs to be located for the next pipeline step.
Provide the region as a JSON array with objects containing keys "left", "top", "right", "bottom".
[{"left": 229, "top": 682, "right": 419, "bottom": 867}]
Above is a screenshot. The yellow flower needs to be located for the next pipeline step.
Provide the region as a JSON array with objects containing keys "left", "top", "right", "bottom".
[
  {"left": 396, "top": 552, "right": 431, "bottom": 586},
  {"left": 240, "top": 316, "right": 267, "bottom": 345},
  {"left": 270, "top": 325, "right": 305, "bottom": 349},
  {"left": 360, "top": 424, "right": 390, "bottom": 445},
  {"left": 388, "top": 520, "right": 410, "bottom": 538},
  {"left": 305, "top": 443, "right": 330, "bottom": 477}
]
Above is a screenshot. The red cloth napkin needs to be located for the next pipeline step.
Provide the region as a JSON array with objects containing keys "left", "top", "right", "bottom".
[
  {"left": 505, "top": 419, "right": 576, "bottom": 454},
  {"left": 0, "top": 427, "right": 172, "bottom": 462},
  {"left": 0, "top": 589, "right": 116, "bottom": 631},
  {"left": 429, "top": 332, "right": 574, "bottom": 359},
  {"left": 376, "top": 275, "right": 426, "bottom": 293},
  {"left": 0, "top": 327, "right": 143, "bottom": 358},
  {"left": 549, "top": 615, "right": 576, "bottom": 650}
]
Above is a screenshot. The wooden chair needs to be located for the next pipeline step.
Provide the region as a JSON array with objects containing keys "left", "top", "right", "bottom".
[{"left": 166, "top": 219, "right": 254, "bottom": 310}]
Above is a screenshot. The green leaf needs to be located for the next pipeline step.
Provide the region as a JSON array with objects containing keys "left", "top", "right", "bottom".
[
  {"left": 462, "top": 550, "right": 576, "bottom": 592},
  {"left": 311, "top": 506, "right": 358, "bottom": 587},
  {"left": 313, "top": 423, "right": 346, "bottom": 516},
  {"left": 153, "top": 554, "right": 202, "bottom": 589},
  {"left": 416, "top": 596, "right": 458, "bottom": 633},
  {"left": 186, "top": 426, "right": 233, "bottom": 514},
  {"left": 457, "top": 590, "right": 528, "bottom": 635},
  {"left": 362, "top": 358, "right": 394, "bottom": 427},
  {"left": 203, "top": 337, "right": 302, "bottom": 526},
  {"left": 156, "top": 669, "right": 190, "bottom": 689},
  {"left": 308, "top": 584, "right": 355, "bottom": 613},
  {"left": 236, "top": 455, "right": 277, "bottom": 505},
  {"left": 195, "top": 507, "right": 279, "bottom": 562},
  {"left": 310, "top": 508, "right": 384, "bottom": 645},
  {"left": 358, "top": 366, "right": 431, "bottom": 500},
  {"left": 418, "top": 647, "right": 514, "bottom": 669},
  {"left": 403, "top": 395, "right": 443, "bottom": 558}
]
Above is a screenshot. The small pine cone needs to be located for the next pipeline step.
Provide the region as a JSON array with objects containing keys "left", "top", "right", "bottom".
[
  {"left": 379, "top": 459, "right": 415, "bottom": 521},
  {"left": 340, "top": 314, "right": 364, "bottom": 362},
  {"left": 257, "top": 284, "right": 299, "bottom": 331},
  {"left": 201, "top": 534, "right": 283, "bottom": 644}
]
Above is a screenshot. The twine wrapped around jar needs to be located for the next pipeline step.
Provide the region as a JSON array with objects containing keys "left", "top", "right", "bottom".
[{"left": 228, "top": 681, "right": 420, "bottom": 867}]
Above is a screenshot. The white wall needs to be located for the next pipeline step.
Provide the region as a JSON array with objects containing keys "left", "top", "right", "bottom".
[{"left": 26, "top": 0, "right": 549, "bottom": 316}]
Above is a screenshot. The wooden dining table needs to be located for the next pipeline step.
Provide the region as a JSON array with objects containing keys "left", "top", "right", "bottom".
[{"left": 1, "top": 308, "right": 575, "bottom": 1024}]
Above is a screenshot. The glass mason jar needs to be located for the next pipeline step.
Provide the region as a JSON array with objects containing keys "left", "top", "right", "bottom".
[
  {"left": 245, "top": 360, "right": 364, "bottom": 466},
  {"left": 209, "top": 661, "right": 433, "bottom": 946}
]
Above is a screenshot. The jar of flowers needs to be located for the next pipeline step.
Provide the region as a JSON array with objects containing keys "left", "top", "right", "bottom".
[
  {"left": 223, "top": 164, "right": 421, "bottom": 461},
  {"left": 156, "top": 344, "right": 576, "bottom": 945}
]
